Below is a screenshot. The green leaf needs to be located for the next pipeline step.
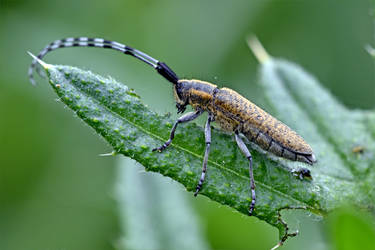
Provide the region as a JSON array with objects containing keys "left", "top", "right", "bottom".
[
  {"left": 116, "top": 157, "right": 209, "bottom": 250},
  {"left": 30, "top": 45, "right": 375, "bottom": 247},
  {"left": 326, "top": 207, "right": 375, "bottom": 250}
]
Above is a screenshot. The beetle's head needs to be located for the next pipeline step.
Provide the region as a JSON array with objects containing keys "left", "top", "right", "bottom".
[
  {"left": 173, "top": 79, "right": 217, "bottom": 113},
  {"left": 173, "top": 80, "right": 190, "bottom": 113}
]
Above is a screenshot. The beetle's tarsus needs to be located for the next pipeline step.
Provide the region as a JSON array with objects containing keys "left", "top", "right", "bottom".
[
  {"left": 152, "top": 144, "right": 168, "bottom": 152},
  {"left": 292, "top": 168, "right": 312, "bottom": 180},
  {"left": 249, "top": 206, "right": 255, "bottom": 216}
]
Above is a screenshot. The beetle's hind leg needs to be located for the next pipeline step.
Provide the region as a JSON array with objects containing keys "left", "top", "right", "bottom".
[
  {"left": 235, "top": 132, "right": 256, "bottom": 215},
  {"left": 153, "top": 110, "right": 203, "bottom": 152},
  {"left": 194, "top": 114, "right": 213, "bottom": 196},
  {"left": 291, "top": 167, "right": 312, "bottom": 180}
]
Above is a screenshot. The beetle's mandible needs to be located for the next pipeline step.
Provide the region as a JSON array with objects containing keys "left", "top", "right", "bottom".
[{"left": 29, "top": 37, "right": 317, "bottom": 215}]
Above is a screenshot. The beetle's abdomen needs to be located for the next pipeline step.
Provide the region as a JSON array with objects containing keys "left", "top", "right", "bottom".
[{"left": 212, "top": 88, "right": 316, "bottom": 164}]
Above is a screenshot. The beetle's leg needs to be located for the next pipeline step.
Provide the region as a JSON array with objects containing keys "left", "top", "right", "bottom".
[
  {"left": 277, "top": 162, "right": 312, "bottom": 180},
  {"left": 235, "top": 132, "right": 256, "bottom": 215},
  {"left": 194, "top": 115, "right": 212, "bottom": 196},
  {"left": 153, "top": 110, "right": 203, "bottom": 152},
  {"left": 292, "top": 168, "right": 312, "bottom": 180}
]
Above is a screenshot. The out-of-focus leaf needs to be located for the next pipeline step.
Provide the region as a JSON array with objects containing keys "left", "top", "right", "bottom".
[
  {"left": 325, "top": 207, "right": 375, "bottom": 250},
  {"left": 116, "top": 157, "right": 209, "bottom": 250}
]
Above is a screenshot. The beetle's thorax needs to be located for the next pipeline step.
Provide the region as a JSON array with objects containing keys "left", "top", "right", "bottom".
[{"left": 174, "top": 79, "right": 217, "bottom": 111}]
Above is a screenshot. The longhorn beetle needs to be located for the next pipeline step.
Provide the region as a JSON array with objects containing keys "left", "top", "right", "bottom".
[{"left": 29, "top": 37, "right": 317, "bottom": 215}]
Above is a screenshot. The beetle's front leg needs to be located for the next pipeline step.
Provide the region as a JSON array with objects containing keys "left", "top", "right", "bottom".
[{"left": 153, "top": 110, "right": 203, "bottom": 152}]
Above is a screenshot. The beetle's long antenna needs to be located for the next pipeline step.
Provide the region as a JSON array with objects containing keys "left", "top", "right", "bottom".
[{"left": 28, "top": 37, "right": 179, "bottom": 85}]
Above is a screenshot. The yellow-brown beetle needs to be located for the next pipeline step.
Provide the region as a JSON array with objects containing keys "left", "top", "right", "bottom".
[{"left": 29, "top": 37, "right": 316, "bottom": 215}]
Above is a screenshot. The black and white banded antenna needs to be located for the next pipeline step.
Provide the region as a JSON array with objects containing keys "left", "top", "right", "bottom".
[{"left": 28, "top": 37, "right": 179, "bottom": 85}]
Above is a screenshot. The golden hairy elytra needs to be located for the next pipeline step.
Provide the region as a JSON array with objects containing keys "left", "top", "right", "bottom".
[{"left": 29, "top": 37, "right": 316, "bottom": 218}]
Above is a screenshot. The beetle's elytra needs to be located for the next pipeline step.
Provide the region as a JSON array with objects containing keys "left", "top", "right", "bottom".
[{"left": 29, "top": 37, "right": 317, "bottom": 215}]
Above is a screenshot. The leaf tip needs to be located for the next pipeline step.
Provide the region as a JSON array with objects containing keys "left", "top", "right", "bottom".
[
  {"left": 246, "top": 35, "right": 271, "bottom": 64},
  {"left": 27, "top": 51, "right": 53, "bottom": 70},
  {"left": 99, "top": 151, "right": 117, "bottom": 157},
  {"left": 365, "top": 44, "right": 375, "bottom": 57},
  {"left": 270, "top": 242, "right": 282, "bottom": 250}
]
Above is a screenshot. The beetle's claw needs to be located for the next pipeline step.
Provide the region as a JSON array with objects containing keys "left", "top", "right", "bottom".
[{"left": 152, "top": 144, "right": 167, "bottom": 152}]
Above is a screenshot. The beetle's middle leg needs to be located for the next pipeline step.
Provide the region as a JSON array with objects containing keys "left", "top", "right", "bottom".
[
  {"left": 235, "top": 131, "right": 256, "bottom": 215},
  {"left": 153, "top": 110, "right": 203, "bottom": 152},
  {"left": 194, "top": 114, "right": 212, "bottom": 196}
]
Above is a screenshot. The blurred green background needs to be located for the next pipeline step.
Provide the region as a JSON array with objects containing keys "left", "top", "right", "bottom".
[{"left": 1, "top": 0, "right": 375, "bottom": 249}]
